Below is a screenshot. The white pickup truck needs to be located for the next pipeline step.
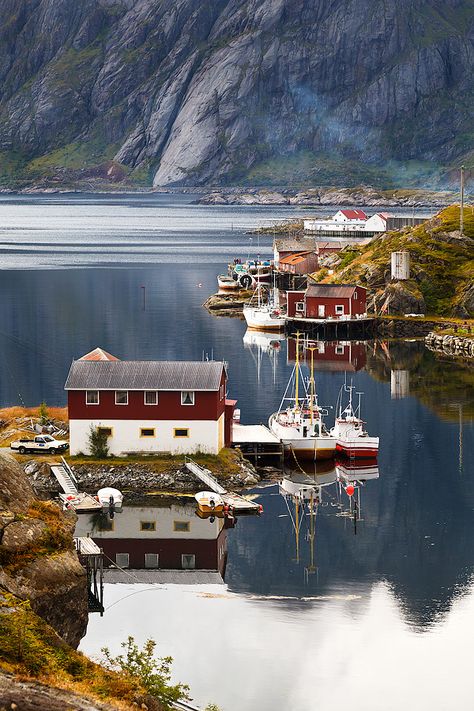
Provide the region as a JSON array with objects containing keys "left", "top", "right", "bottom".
[{"left": 10, "top": 435, "right": 69, "bottom": 455}]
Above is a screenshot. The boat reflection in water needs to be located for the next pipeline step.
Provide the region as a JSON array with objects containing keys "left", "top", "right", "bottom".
[
  {"left": 74, "top": 499, "right": 234, "bottom": 584},
  {"left": 279, "top": 458, "right": 380, "bottom": 570}
]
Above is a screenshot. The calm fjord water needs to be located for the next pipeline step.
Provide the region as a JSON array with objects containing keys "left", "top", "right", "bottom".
[{"left": 1, "top": 194, "right": 473, "bottom": 711}]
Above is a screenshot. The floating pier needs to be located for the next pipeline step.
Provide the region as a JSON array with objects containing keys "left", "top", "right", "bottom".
[
  {"left": 51, "top": 457, "right": 102, "bottom": 512},
  {"left": 184, "top": 457, "right": 263, "bottom": 514},
  {"left": 232, "top": 423, "right": 283, "bottom": 462}
]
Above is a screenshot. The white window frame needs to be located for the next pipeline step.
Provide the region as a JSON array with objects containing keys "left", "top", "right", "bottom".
[
  {"left": 145, "top": 553, "right": 159, "bottom": 569},
  {"left": 115, "top": 390, "right": 128, "bottom": 405},
  {"left": 181, "top": 391, "right": 195, "bottom": 406},
  {"left": 144, "top": 390, "right": 158, "bottom": 405},
  {"left": 181, "top": 553, "right": 196, "bottom": 570},
  {"left": 296, "top": 301, "right": 305, "bottom": 313},
  {"left": 115, "top": 553, "right": 129, "bottom": 568},
  {"left": 335, "top": 345, "right": 345, "bottom": 355},
  {"left": 335, "top": 304, "right": 345, "bottom": 315},
  {"left": 86, "top": 390, "right": 99, "bottom": 405}
]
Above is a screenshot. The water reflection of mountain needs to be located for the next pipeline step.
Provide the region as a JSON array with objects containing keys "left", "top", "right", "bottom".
[
  {"left": 366, "top": 339, "right": 474, "bottom": 421},
  {"left": 75, "top": 501, "right": 229, "bottom": 581}
]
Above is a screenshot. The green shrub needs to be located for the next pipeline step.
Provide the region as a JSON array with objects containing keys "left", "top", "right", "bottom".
[
  {"left": 87, "top": 425, "right": 109, "bottom": 458},
  {"left": 101, "top": 637, "right": 190, "bottom": 710}
]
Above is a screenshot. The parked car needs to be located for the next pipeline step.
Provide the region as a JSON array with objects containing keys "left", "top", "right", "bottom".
[{"left": 10, "top": 435, "right": 69, "bottom": 455}]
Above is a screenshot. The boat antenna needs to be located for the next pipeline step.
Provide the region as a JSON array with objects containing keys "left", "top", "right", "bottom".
[{"left": 356, "top": 391, "right": 363, "bottom": 419}]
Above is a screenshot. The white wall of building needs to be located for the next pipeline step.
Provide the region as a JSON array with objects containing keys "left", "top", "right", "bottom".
[
  {"left": 75, "top": 505, "right": 224, "bottom": 540},
  {"left": 333, "top": 210, "right": 366, "bottom": 223},
  {"left": 364, "top": 214, "right": 388, "bottom": 232},
  {"left": 69, "top": 414, "right": 225, "bottom": 455},
  {"left": 303, "top": 219, "right": 367, "bottom": 233}
]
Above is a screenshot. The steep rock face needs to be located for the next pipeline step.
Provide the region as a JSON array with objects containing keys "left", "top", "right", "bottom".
[
  {"left": 0, "top": 452, "right": 88, "bottom": 647},
  {"left": 0, "top": 0, "right": 472, "bottom": 185}
]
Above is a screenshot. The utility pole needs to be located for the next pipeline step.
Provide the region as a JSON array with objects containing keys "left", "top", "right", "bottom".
[{"left": 460, "top": 165, "right": 465, "bottom": 237}]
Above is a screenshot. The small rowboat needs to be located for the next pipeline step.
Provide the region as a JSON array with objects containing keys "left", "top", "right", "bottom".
[
  {"left": 217, "top": 274, "right": 239, "bottom": 290},
  {"left": 194, "top": 490, "right": 225, "bottom": 513},
  {"left": 97, "top": 487, "right": 124, "bottom": 511}
]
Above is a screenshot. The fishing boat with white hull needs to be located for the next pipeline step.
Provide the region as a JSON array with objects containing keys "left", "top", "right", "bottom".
[
  {"left": 330, "top": 381, "right": 379, "bottom": 458},
  {"left": 269, "top": 334, "right": 336, "bottom": 461},
  {"left": 243, "top": 286, "right": 285, "bottom": 332}
]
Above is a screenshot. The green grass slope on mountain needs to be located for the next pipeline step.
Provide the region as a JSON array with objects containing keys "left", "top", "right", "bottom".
[{"left": 314, "top": 206, "right": 474, "bottom": 317}]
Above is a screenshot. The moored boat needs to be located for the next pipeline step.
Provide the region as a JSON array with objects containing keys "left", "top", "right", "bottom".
[
  {"left": 243, "top": 286, "right": 285, "bottom": 331},
  {"left": 330, "top": 382, "right": 379, "bottom": 458},
  {"left": 217, "top": 274, "right": 240, "bottom": 290},
  {"left": 194, "top": 490, "right": 225, "bottom": 513},
  {"left": 97, "top": 487, "right": 124, "bottom": 511},
  {"left": 268, "top": 334, "right": 336, "bottom": 461}
]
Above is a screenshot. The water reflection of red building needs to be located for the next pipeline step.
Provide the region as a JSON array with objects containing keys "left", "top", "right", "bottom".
[
  {"left": 75, "top": 503, "right": 231, "bottom": 579},
  {"left": 286, "top": 338, "right": 366, "bottom": 372}
]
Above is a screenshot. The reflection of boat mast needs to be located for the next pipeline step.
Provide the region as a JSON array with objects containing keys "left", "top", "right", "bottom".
[
  {"left": 449, "top": 403, "right": 464, "bottom": 474},
  {"left": 305, "top": 490, "right": 317, "bottom": 578}
]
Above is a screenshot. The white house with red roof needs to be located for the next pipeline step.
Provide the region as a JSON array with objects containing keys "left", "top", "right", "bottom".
[
  {"left": 303, "top": 209, "right": 391, "bottom": 236},
  {"left": 333, "top": 209, "right": 368, "bottom": 223},
  {"left": 65, "top": 348, "right": 233, "bottom": 456}
]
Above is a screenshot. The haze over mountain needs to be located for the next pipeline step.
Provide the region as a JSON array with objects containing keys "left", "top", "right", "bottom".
[{"left": 0, "top": 0, "right": 473, "bottom": 188}]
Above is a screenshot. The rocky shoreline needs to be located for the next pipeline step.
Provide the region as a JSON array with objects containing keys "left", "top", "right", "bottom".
[
  {"left": 196, "top": 186, "right": 455, "bottom": 208},
  {"left": 26, "top": 457, "right": 262, "bottom": 502},
  {"left": 425, "top": 332, "right": 474, "bottom": 359}
]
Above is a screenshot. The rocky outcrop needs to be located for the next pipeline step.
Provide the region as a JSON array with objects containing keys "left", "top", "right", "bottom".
[
  {"left": 0, "top": 1, "right": 472, "bottom": 187},
  {"left": 26, "top": 457, "right": 260, "bottom": 500},
  {"left": 198, "top": 187, "right": 456, "bottom": 207},
  {"left": 425, "top": 332, "right": 474, "bottom": 358},
  {"left": 0, "top": 670, "right": 118, "bottom": 711},
  {"left": 0, "top": 452, "right": 88, "bottom": 647}
]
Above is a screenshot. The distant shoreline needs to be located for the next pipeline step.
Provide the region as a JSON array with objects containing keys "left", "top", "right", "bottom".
[{"left": 0, "top": 184, "right": 463, "bottom": 208}]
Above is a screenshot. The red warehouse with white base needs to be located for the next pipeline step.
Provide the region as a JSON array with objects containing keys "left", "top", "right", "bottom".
[
  {"left": 287, "top": 284, "right": 367, "bottom": 320},
  {"left": 65, "top": 349, "right": 229, "bottom": 456}
]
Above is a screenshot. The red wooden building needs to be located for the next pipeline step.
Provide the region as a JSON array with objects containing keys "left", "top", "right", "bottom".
[
  {"left": 65, "top": 349, "right": 233, "bottom": 455},
  {"left": 286, "top": 338, "right": 367, "bottom": 371},
  {"left": 287, "top": 284, "right": 367, "bottom": 320},
  {"left": 278, "top": 250, "right": 319, "bottom": 275}
]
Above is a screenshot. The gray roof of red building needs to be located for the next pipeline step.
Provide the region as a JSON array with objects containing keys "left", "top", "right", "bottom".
[
  {"left": 65, "top": 360, "right": 226, "bottom": 391},
  {"left": 306, "top": 284, "right": 365, "bottom": 298}
]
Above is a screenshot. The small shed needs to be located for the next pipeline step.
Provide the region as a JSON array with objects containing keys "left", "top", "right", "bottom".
[
  {"left": 278, "top": 250, "right": 319, "bottom": 275},
  {"left": 287, "top": 284, "right": 367, "bottom": 320}
]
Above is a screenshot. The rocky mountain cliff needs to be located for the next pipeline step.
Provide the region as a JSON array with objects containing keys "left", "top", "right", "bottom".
[
  {"left": 0, "top": 0, "right": 473, "bottom": 188},
  {"left": 0, "top": 452, "right": 88, "bottom": 647}
]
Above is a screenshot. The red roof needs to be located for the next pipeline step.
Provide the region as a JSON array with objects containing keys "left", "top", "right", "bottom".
[
  {"left": 340, "top": 209, "right": 367, "bottom": 220},
  {"left": 279, "top": 251, "right": 314, "bottom": 265},
  {"left": 79, "top": 347, "right": 120, "bottom": 361}
]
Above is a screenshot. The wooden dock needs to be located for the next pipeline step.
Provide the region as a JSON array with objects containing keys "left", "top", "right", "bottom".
[
  {"left": 285, "top": 315, "right": 376, "bottom": 340},
  {"left": 232, "top": 423, "right": 283, "bottom": 462},
  {"left": 75, "top": 537, "right": 104, "bottom": 614},
  {"left": 184, "top": 457, "right": 263, "bottom": 514}
]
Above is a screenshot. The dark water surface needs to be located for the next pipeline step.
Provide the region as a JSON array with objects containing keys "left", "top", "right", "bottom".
[{"left": 1, "top": 194, "right": 473, "bottom": 711}]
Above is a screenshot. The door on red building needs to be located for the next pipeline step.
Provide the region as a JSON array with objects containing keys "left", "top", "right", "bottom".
[{"left": 318, "top": 304, "right": 325, "bottom": 317}]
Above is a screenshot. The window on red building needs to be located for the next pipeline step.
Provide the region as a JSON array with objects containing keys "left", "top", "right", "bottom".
[
  {"left": 86, "top": 390, "right": 99, "bottom": 405},
  {"left": 181, "top": 391, "right": 195, "bottom": 405},
  {"left": 144, "top": 391, "right": 158, "bottom": 405},
  {"left": 115, "top": 391, "right": 128, "bottom": 405}
]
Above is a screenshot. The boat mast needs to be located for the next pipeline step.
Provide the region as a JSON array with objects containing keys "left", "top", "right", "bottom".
[
  {"left": 295, "top": 331, "right": 300, "bottom": 409},
  {"left": 308, "top": 347, "right": 316, "bottom": 425}
]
